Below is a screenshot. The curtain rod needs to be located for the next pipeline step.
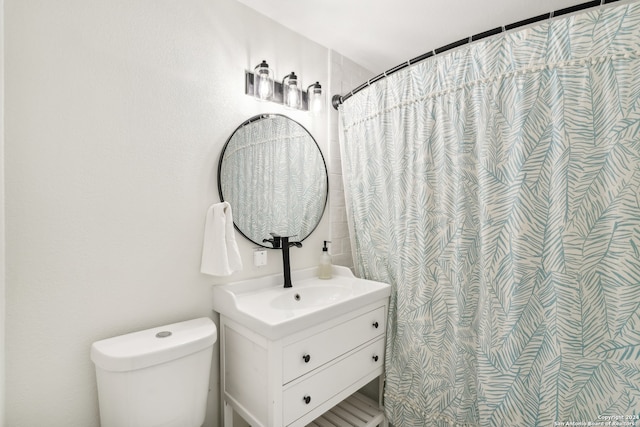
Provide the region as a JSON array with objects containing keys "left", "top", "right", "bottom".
[{"left": 331, "top": 0, "right": 623, "bottom": 110}]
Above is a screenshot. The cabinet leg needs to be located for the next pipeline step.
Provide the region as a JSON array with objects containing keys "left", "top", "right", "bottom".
[
  {"left": 378, "top": 375, "right": 387, "bottom": 427},
  {"left": 223, "top": 400, "right": 233, "bottom": 427}
]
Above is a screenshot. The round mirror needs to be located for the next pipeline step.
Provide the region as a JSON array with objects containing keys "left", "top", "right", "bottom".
[{"left": 218, "top": 114, "right": 328, "bottom": 247}]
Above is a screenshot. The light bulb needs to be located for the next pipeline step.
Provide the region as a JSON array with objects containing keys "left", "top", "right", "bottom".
[
  {"left": 258, "top": 73, "right": 272, "bottom": 99},
  {"left": 287, "top": 86, "right": 299, "bottom": 108}
]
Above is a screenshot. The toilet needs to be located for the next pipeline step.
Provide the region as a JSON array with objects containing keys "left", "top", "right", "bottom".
[{"left": 90, "top": 317, "right": 217, "bottom": 427}]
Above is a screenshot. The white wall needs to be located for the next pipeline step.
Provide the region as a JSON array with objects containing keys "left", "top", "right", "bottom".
[
  {"left": 0, "top": 1, "right": 5, "bottom": 425},
  {"left": 4, "top": 0, "right": 330, "bottom": 425},
  {"left": 328, "top": 52, "right": 374, "bottom": 271}
]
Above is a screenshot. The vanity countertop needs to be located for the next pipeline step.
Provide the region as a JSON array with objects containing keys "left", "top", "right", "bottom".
[{"left": 212, "top": 266, "right": 391, "bottom": 340}]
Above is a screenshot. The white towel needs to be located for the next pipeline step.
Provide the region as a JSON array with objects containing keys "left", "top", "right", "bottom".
[{"left": 200, "top": 202, "right": 243, "bottom": 276}]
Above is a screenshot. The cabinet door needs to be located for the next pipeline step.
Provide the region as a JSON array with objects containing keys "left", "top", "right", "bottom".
[{"left": 282, "top": 306, "right": 385, "bottom": 384}]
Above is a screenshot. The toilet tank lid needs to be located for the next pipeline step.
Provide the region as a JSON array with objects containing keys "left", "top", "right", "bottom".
[{"left": 91, "top": 317, "right": 217, "bottom": 372}]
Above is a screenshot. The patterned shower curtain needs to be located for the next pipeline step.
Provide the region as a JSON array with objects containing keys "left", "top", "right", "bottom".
[{"left": 339, "top": 2, "right": 640, "bottom": 425}]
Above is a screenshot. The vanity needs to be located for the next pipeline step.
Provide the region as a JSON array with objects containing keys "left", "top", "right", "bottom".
[
  {"left": 213, "top": 114, "right": 388, "bottom": 425},
  {"left": 212, "top": 266, "right": 390, "bottom": 427}
]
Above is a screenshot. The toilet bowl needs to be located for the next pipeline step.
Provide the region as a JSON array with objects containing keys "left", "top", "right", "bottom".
[{"left": 91, "top": 317, "right": 217, "bottom": 427}]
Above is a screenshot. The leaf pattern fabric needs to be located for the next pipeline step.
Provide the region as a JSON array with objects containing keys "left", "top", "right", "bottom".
[{"left": 338, "top": 2, "right": 640, "bottom": 425}]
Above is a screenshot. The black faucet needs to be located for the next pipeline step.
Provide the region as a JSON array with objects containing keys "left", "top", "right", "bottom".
[{"left": 263, "top": 233, "right": 302, "bottom": 288}]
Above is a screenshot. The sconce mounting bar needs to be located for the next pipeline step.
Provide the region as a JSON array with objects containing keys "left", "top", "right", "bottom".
[{"left": 245, "top": 71, "right": 310, "bottom": 110}]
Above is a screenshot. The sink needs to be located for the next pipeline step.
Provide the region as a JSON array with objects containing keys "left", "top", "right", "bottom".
[
  {"left": 211, "top": 266, "right": 391, "bottom": 339},
  {"left": 270, "top": 285, "right": 350, "bottom": 310}
]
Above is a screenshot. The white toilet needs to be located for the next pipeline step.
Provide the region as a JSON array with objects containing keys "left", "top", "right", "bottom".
[{"left": 91, "top": 317, "right": 217, "bottom": 427}]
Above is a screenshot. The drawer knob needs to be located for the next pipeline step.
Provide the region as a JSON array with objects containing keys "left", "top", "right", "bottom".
[
  {"left": 302, "top": 354, "right": 311, "bottom": 363},
  {"left": 372, "top": 321, "right": 379, "bottom": 329},
  {"left": 303, "top": 395, "right": 312, "bottom": 404},
  {"left": 372, "top": 355, "right": 379, "bottom": 362}
]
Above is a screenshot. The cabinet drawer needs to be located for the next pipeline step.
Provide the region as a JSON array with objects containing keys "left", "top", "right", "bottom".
[
  {"left": 282, "top": 306, "right": 385, "bottom": 384},
  {"left": 282, "top": 337, "right": 385, "bottom": 426}
]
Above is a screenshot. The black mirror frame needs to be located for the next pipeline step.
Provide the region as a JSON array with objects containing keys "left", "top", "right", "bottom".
[{"left": 217, "top": 113, "right": 328, "bottom": 247}]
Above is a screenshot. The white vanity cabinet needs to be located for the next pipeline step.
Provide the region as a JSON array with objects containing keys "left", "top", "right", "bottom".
[{"left": 220, "top": 299, "right": 388, "bottom": 427}]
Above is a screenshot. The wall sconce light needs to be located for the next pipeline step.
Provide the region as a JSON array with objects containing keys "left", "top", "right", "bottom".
[
  {"left": 245, "top": 60, "right": 322, "bottom": 112},
  {"left": 307, "top": 82, "right": 323, "bottom": 114},
  {"left": 282, "top": 72, "right": 300, "bottom": 109},
  {"left": 254, "top": 60, "right": 274, "bottom": 101}
]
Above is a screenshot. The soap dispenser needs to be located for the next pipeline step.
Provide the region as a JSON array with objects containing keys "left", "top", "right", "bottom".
[{"left": 318, "top": 240, "right": 332, "bottom": 279}]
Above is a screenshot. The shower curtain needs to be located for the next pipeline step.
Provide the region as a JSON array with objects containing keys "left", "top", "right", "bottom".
[{"left": 339, "top": 2, "right": 640, "bottom": 425}]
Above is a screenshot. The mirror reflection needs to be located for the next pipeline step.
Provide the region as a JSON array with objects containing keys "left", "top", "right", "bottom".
[{"left": 218, "top": 114, "right": 328, "bottom": 247}]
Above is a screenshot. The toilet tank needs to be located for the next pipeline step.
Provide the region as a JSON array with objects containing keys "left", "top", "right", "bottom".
[{"left": 91, "top": 317, "right": 217, "bottom": 427}]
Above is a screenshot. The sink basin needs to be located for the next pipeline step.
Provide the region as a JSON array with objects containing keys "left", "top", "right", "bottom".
[
  {"left": 270, "top": 285, "right": 350, "bottom": 310},
  {"left": 212, "top": 266, "right": 391, "bottom": 339}
]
